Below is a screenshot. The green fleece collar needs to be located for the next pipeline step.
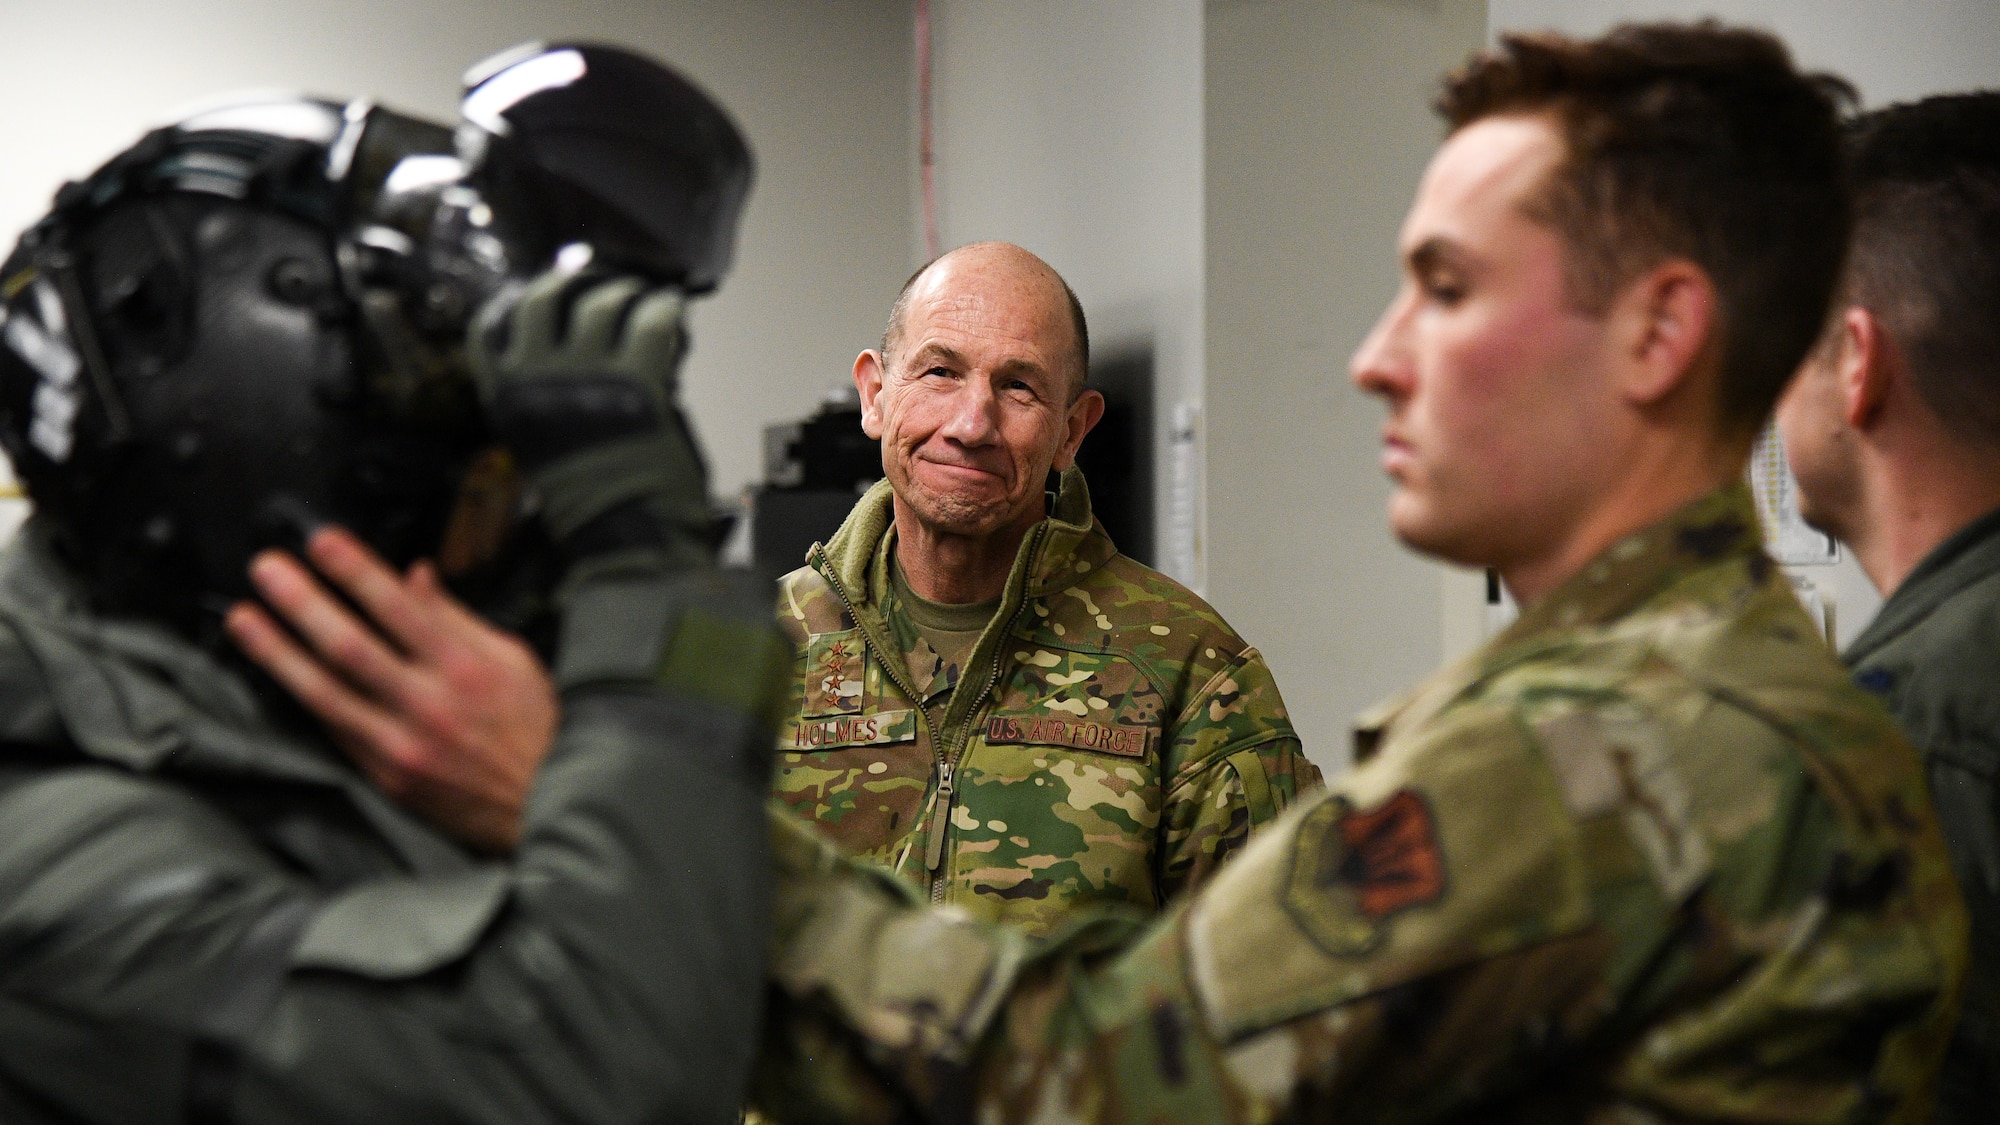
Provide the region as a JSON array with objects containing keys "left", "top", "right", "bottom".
[
  {"left": 813, "top": 466, "right": 1109, "bottom": 616},
  {"left": 1846, "top": 502, "right": 2000, "bottom": 666},
  {"left": 810, "top": 467, "right": 1115, "bottom": 733}
]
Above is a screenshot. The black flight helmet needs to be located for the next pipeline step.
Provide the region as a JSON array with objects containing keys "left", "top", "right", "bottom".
[
  {"left": 0, "top": 97, "right": 491, "bottom": 640},
  {"left": 458, "top": 42, "right": 755, "bottom": 289},
  {"left": 0, "top": 45, "right": 754, "bottom": 641}
]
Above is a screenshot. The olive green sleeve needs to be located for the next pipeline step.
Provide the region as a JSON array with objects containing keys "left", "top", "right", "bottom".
[
  {"left": 754, "top": 722, "right": 1601, "bottom": 1125},
  {"left": 1157, "top": 647, "right": 1323, "bottom": 900},
  {"left": 0, "top": 566, "right": 789, "bottom": 1125}
]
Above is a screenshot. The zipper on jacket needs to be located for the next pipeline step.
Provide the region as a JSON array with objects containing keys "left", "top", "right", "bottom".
[
  {"left": 919, "top": 522, "right": 1048, "bottom": 904},
  {"left": 923, "top": 761, "right": 956, "bottom": 875},
  {"left": 810, "top": 524, "right": 1047, "bottom": 908},
  {"left": 812, "top": 545, "right": 957, "bottom": 898}
]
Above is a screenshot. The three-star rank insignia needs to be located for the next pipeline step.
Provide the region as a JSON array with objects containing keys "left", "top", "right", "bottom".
[{"left": 1284, "top": 789, "right": 1446, "bottom": 957}]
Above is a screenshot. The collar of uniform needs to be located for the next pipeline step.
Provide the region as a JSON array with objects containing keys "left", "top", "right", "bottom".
[
  {"left": 1028, "top": 466, "right": 1119, "bottom": 598},
  {"left": 1845, "top": 501, "right": 2000, "bottom": 666},
  {"left": 867, "top": 498, "right": 1043, "bottom": 714},
  {"left": 813, "top": 468, "right": 1115, "bottom": 727},
  {"left": 815, "top": 465, "right": 1114, "bottom": 621},
  {"left": 1497, "top": 481, "right": 1765, "bottom": 647},
  {"left": 815, "top": 477, "right": 899, "bottom": 601},
  {"left": 1357, "top": 483, "right": 1767, "bottom": 748}
]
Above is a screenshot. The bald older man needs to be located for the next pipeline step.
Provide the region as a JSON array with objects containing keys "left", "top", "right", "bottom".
[
  {"left": 225, "top": 241, "right": 1315, "bottom": 938},
  {"left": 774, "top": 242, "right": 1319, "bottom": 933}
]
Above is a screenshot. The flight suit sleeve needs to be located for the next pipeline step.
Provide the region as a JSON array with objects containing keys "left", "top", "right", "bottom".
[
  {"left": 1157, "top": 647, "right": 1324, "bottom": 899},
  {"left": 753, "top": 713, "right": 1605, "bottom": 1125},
  {"left": 0, "top": 563, "right": 792, "bottom": 1125},
  {"left": 1923, "top": 722, "right": 2000, "bottom": 1069},
  {"left": 1924, "top": 725, "right": 2000, "bottom": 928}
]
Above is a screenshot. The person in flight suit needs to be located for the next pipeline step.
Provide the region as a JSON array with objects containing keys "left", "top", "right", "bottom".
[
  {"left": 0, "top": 44, "right": 787, "bottom": 1123},
  {"left": 745, "top": 23, "right": 1969, "bottom": 1124},
  {"left": 773, "top": 241, "right": 1321, "bottom": 934},
  {"left": 1776, "top": 91, "right": 2000, "bottom": 1125}
]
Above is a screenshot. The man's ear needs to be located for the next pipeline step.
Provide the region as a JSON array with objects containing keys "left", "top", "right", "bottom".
[
  {"left": 1836, "top": 306, "right": 1893, "bottom": 431},
  {"left": 1615, "top": 258, "right": 1717, "bottom": 407},
  {"left": 1052, "top": 389, "right": 1106, "bottom": 471},
  {"left": 855, "top": 350, "right": 887, "bottom": 440}
]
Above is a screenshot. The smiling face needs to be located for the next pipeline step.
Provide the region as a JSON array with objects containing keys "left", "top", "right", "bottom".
[
  {"left": 1349, "top": 114, "right": 1629, "bottom": 575},
  {"left": 857, "top": 244, "right": 1103, "bottom": 546}
]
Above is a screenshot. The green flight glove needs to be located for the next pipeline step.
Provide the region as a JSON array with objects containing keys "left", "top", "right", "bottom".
[{"left": 469, "top": 269, "right": 711, "bottom": 565}]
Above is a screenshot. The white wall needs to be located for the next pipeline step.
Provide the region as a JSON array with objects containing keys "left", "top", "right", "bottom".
[
  {"left": 0, "top": 0, "right": 917, "bottom": 502},
  {"left": 927, "top": 0, "right": 1473, "bottom": 777},
  {"left": 1488, "top": 0, "right": 2000, "bottom": 646},
  {"left": 1491, "top": 0, "right": 2000, "bottom": 107},
  {"left": 924, "top": 0, "right": 1207, "bottom": 583},
  {"left": 1206, "top": 0, "right": 1490, "bottom": 776}
]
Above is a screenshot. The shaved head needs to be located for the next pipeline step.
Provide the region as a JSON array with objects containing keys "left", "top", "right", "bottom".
[
  {"left": 883, "top": 242, "right": 1090, "bottom": 396},
  {"left": 854, "top": 239, "right": 1107, "bottom": 562}
]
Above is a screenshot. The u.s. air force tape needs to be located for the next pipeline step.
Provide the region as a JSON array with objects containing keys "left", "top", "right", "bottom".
[{"left": 982, "top": 713, "right": 1152, "bottom": 758}]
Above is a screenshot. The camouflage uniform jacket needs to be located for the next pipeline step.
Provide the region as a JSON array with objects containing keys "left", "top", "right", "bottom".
[
  {"left": 754, "top": 483, "right": 1968, "bottom": 1125},
  {"left": 1843, "top": 503, "right": 2000, "bottom": 1125},
  {"left": 774, "top": 467, "right": 1320, "bottom": 935}
]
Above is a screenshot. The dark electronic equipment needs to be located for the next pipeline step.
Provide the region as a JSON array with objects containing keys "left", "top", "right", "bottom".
[
  {"left": 751, "top": 390, "right": 879, "bottom": 571},
  {"left": 1073, "top": 349, "right": 1153, "bottom": 567}
]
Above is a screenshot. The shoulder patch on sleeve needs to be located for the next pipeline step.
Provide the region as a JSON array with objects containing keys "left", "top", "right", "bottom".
[
  {"left": 1182, "top": 722, "right": 1594, "bottom": 1042},
  {"left": 1284, "top": 790, "right": 1445, "bottom": 956}
]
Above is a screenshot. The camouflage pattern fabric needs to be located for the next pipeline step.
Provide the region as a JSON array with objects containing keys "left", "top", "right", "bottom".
[
  {"left": 774, "top": 467, "right": 1321, "bottom": 935},
  {"left": 753, "top": 483, "right": 1968, "bottom": 1124}
]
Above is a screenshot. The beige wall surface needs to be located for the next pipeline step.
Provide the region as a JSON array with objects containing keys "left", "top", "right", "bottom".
[
  {"left": 0, "top": 0, "right": 918, "bottom": 501},
  {"left": 1492, "top": 0, "right": 2000, "bottom": 107},
  {"left": 1205, "top": 0, "right": 1489, "bottom": 776},
  {"left": 924, "top": 0, "right": 1206, "bottom": 583}
]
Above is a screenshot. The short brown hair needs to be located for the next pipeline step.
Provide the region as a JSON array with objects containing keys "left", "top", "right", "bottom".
[
  {"left": 1437, "top": 22, "right": 1855, "bottom": 438},
  {"left": 1842, "top": 92, "right": 2000, "bottom": 448}
]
